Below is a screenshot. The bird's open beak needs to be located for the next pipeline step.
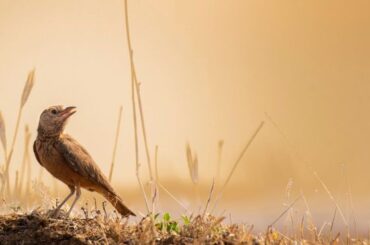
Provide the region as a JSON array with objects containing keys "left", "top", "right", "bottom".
[{"left": 60, "top": 106, "right": 77, "bottom": 120}]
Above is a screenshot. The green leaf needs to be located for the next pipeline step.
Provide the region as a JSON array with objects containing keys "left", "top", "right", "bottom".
[
  {"left": 168, "top": 221, "right": 179, "bottom": 234},
  {"left": 163, "top": 212, "right": 171, "bottom": 222},
  {"left": 181, "top": 215, "right": 191, "bottom": 225}
]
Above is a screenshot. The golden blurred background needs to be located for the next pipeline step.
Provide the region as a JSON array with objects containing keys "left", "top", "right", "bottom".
[{"left": 1, "top": 0, "right": 370, "bottom": 231}]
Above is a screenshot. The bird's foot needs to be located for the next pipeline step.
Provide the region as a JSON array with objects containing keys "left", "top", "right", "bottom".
[{"left": 46, "top": 208, "right": 68, "bottom": 219}]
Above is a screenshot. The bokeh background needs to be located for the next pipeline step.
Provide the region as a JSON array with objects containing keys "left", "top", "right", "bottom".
[{"left": 1, "top": 0, "right": 370, "bottom": 232}]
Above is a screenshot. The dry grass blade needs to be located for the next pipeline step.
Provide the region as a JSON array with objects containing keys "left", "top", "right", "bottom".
[
  {"left": 13, "top": 170, "right": 19, "bottom": 198},
  {"left": 313, "top": 171, "right": 348, "bottom": 227},
  {"left": 329, "top": 206, "right": 337, "bottom": 239},
  {"left": 211, "top": 121, "right": 264, "bottom": 212},
  {"left": 154, "top": 145, "right": 159, "bottom": 181},
  {"left": 0, "top": 111, "right": 6, "bottom": 155},
  {"left": 25, "top": 126, "right": 32, "bottom": 198},
  {"left": 18, "top": 125, "right": 31, "bottom": 196},
  {"left": 109, "top": 106, "right": 123, "bottom": 182},
  {"left": 269, "top": 195, "right": 302, "bottom": 227},
  {"left": 300, "top": 190, "right": 318, "bottom": 240},
  {"left": 221, "top": 121, "right": 264, "bottom": 193},
  {"left": 157, "top": 181, "right": 187, "bottom": 211},
  {"left": 21, "top": 69, "right": 35, "bottom": 108},
  {"left": 202, "top": 179, "right": 215, "bottom": 218},
  {"left": 216, "top": 140, "right": 224, "bottom": 186},
  {"left": 186, "top": 143, "right": 198, "bottom": 184},
  {"left": 134, "top": 78, "right": 154, "bottom": 181}
]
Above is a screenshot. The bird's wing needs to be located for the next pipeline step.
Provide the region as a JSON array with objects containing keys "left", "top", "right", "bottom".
[
  {"left": 56, "top": 134, "right": 115, "bottom": 194},
  {"left": 33, "top": 141, "right": 42, "bottom": 166}
]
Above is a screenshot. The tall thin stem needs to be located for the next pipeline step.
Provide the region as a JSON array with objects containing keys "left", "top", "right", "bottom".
[
  {"left": 109, "top": 106, "right": 123, "bottom": 182},
  {"left": 124, "top": 0, "right": 149, "bottom": 213},
  {"left": 3, "top": 107, "right": 22, "bottom": 195},
  {"left": 133, "top": 80, "right": 153, "bottom": 180}
]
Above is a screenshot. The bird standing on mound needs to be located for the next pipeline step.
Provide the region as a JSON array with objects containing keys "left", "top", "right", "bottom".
[{"left": 33, "top": 105, "right": 135, "bottom": 217}]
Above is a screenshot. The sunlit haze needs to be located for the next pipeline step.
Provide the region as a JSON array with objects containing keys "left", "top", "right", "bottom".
[{"left": 1, "top": 0, "right": 370, "bottom": 230}]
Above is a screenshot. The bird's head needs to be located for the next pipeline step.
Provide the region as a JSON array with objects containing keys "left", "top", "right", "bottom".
[{"left": 37, "top": 105, "right": 76, "bottom": 137}]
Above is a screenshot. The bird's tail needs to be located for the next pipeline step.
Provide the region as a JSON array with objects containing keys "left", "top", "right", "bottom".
[{"left": 103, "top": 191, "right": 135, "bottom": 217}]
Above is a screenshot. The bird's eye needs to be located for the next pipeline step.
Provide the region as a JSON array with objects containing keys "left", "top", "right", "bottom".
[{"left": 51, "top": 109, "right": 57, "bottom": 115}]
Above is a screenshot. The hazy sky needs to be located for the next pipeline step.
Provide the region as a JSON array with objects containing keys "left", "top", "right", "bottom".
[{"left": 1, "top": 0, "right": 370, "bottom": 213}]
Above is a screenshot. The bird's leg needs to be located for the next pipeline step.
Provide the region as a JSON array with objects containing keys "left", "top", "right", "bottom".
[
  {"left": 52, "top": 185, "right": 75, "bottom": 217},
  {"left": 66, "top": 185, "right": 81, "bottom": 217}
]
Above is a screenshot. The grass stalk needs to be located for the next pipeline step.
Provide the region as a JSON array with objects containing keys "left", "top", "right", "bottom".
[
  {"left": 342, "top": 164, "right": 357, "bottom": 238},
  {"left": 211, "top": 121, "right": 264, "bottom": 212},
  {"left": 123, "top": 0, "right": 150, "bottom": 213},
  {"left": 25, "top": 137, "right": 32, "bottom": 200},
  {"left": 109, "top": 106, "right": 123, "bottom": 182},
  {"left": 154, "top": 145, "right": 159, "bottom": 181},
  {"left": 18, "top": 125, "right": 31, "bottom": 197},
  {"left": 133, "top": 76, "right": 153, "bottom": 181},
  {"left": 157, "top": 181, "right": 187, "bottom": 211},
  {"left": 0, "top": 111, "right": 7, "bottom": 158},
  {"left": 1, "top": 69, "right": 35, "bottom": 197},
  {"left": 153, "top": 145, "right": 160, "bottom": 208},
  {"left": 301, "top": 190, "right": 318, "bottom": 241},
  {"left": 329, "top": 206, "right": 337, "bottom": 240},
  {"left": 13, "top": 170, "right": 19, "bottom": 199},
  {"left": 269, "top": 195, "right": 302, "bottom": 227},
  {"left": 313, "top": 171, "right": 348, "bottom": 228},
  {"left": 202, "top": 179, "right": 215, "bottom": 218},
  {"left": 216, "top": 140, "right": 224, "bottom": 187}
]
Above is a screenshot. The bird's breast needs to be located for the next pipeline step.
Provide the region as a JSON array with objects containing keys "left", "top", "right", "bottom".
[{"left": 36, "top": 139, "right": 76, "bottom": 185}]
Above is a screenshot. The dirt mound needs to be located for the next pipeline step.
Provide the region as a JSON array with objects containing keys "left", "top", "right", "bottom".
[
  {"left": 0, "top": 210, "right": 127, "bottom": 244},
  {"left": 0, "top": 210, "right": 257, "bottom": 244}
]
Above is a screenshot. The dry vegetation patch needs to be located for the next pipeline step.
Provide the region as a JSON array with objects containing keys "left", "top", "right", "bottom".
[{"left": 0, "top": 209, "right": 265, "bottom": 244}]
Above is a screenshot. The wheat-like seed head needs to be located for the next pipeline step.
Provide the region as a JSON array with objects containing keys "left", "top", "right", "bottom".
[
  {"left": 186, "top": 143, "right": 199, "bottom": 184},
  {"left": 20, "top": 69, "right": 35, "bottom": 108},
  {"left": 0, "top": 111, "right": 6, "bottom": 154},
  {"left": 192, "top": 153, "right": 199, "bottom": 183}
]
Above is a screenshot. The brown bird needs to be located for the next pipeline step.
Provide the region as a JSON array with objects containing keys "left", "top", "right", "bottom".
[{"left": 33, "top": 105, "right": 135, "bottom": 217}]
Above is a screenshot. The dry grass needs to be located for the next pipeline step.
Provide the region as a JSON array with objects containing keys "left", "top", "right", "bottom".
[{"left": 0, "top": 208, "right": 366, "bottom": 244}]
